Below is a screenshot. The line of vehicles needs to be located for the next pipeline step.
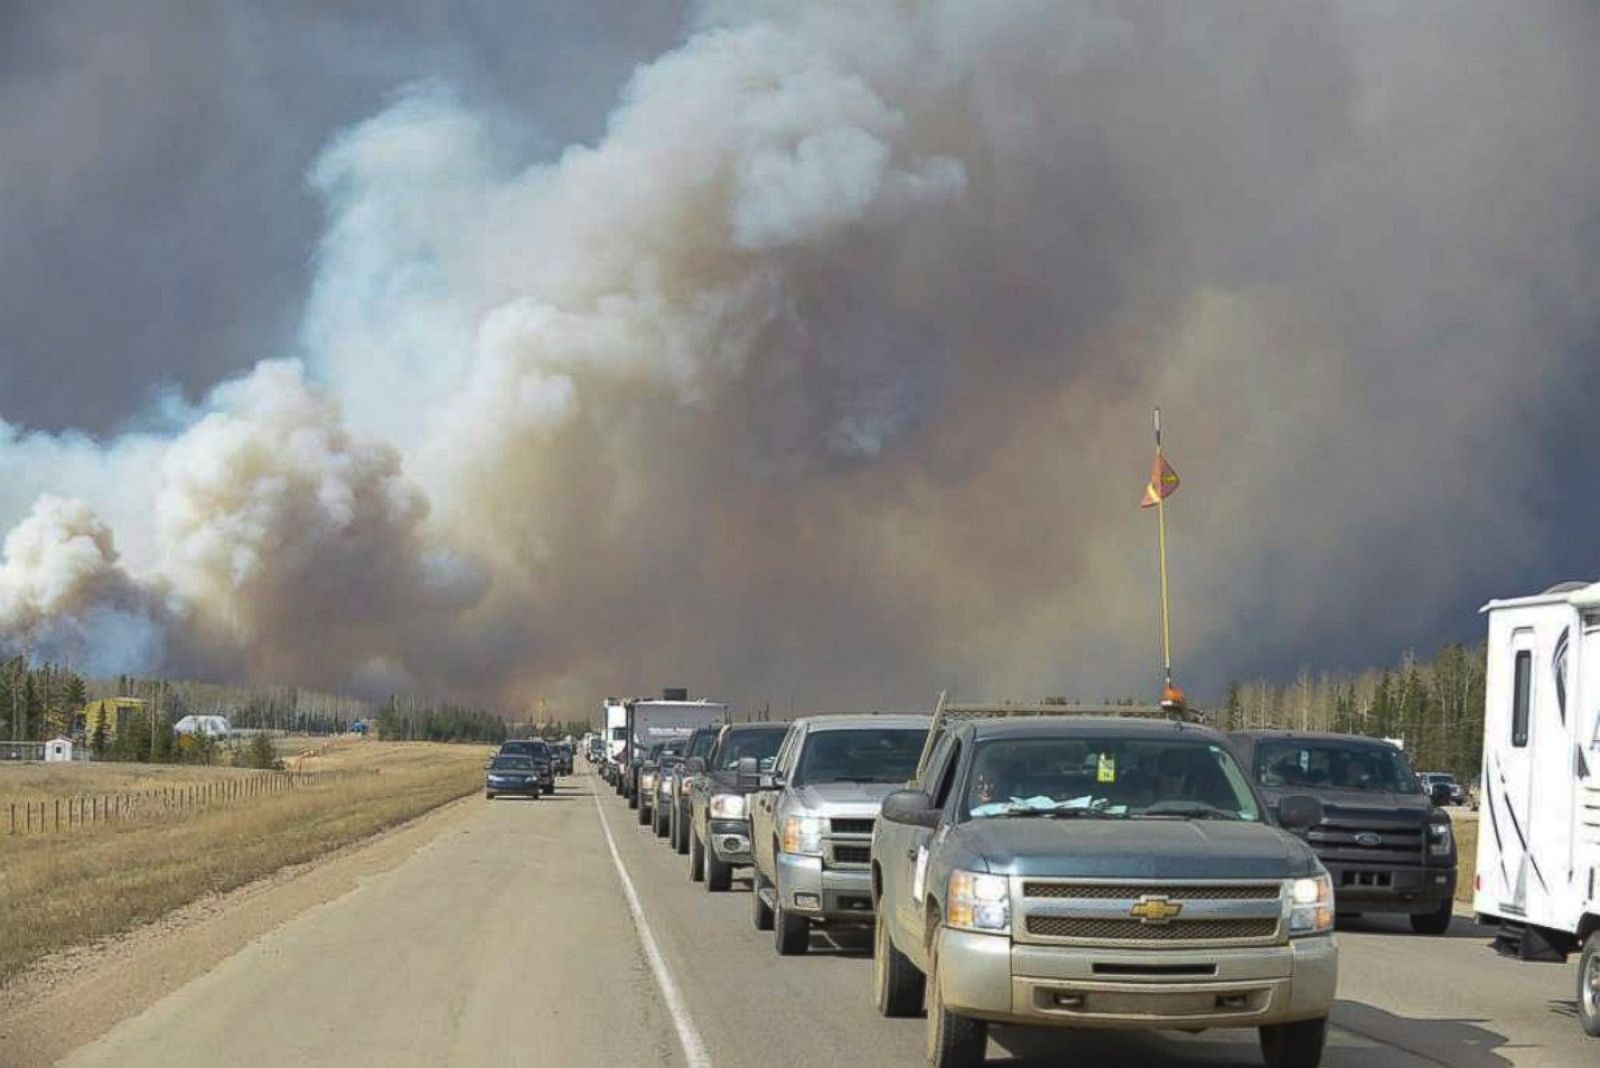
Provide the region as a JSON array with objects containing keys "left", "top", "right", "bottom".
[{"left": 576, "top": 577, "right": 1600, "bottom": 1061}]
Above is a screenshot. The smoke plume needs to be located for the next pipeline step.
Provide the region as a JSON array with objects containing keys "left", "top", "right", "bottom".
[{"left": 1, "top": 2, "right": 1596, "bottom": 713}]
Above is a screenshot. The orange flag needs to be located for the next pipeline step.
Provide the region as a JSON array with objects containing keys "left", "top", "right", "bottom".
[{"left": 1140, "top": 452, "right": 1180, "bottom": 508}]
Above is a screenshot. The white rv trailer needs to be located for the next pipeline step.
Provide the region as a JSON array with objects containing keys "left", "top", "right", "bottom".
[{"left": 1474, "top": 580, "right": 1600, "bottom": 1037}]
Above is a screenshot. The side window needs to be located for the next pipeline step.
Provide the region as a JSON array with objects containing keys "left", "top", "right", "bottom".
[
  {"left": 918, "top": 734, "right": 952, "bottom": 790},
  {"left": 932, "top": 742, "right": 964, "bottom": 808},
  {"left": 1512, "top": 650, "right": 1532, "bottom": 748}
]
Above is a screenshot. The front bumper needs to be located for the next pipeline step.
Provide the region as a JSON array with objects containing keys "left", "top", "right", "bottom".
[
  {"left": 935, "top": 928, "right": 1338, "bottom": 1031},
  {"left": 1321, "top": 861, "right": 1455, "bottom": 914},
  {"left": 775, "top": 852, "right": 875, "bottom": 922},
  {"left": 708, "top": 818, "right": 754, "bottom": 864},
  {"left": 485, "top": 779, "right": 539, "bottom": 796}
]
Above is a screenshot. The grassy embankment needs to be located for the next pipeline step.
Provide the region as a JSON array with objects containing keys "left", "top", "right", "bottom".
[{"left": 0, "top": 741, "right": 484, "bottom": 980}]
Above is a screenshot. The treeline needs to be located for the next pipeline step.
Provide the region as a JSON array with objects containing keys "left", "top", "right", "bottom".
[
  {"left": 0, "top": 658, "right": 89, "bottom": 740},
  {"left": 1219, "top": 642, "right": 1486, "bottom": 779},
  {"left": 97, "top": 677, "right": 369, "bottom": 736},
  {"left": 378, "top": 697, "right": 507, "bottom": 744}
]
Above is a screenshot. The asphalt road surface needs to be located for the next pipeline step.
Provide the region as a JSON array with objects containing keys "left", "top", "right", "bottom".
[{"left": 57, "top": 771, "right": 1593, "bottom": 1068}]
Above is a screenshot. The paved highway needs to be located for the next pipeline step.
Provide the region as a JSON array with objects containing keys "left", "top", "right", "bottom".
[{"left": 55, "top": 772, "right": 1592, "bottom": 1067}]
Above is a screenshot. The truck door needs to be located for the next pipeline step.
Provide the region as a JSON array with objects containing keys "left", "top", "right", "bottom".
[
  {"left": 892, "top": 736, "right": 963, "bottom": 962},
  {"left": 753, "top": 726, "right": 801, "bottom": 878}
]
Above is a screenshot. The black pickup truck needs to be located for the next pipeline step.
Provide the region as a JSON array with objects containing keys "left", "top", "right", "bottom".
[
  {"left": 686, "top": 723, "right": 789, "bottom": 892},
  {"left": 1229, "top": 730, "right": 1456, "bottom": 934}
]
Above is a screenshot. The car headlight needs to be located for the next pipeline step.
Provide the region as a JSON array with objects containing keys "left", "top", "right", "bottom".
[
  {"left": 781, "top": 815, "right": 826, "bottom": 856},
  {"left": 680, "top": 778, "right": 695, "bottom": 796},
  {"left": 1287, "top": 873, "right": 1335, "bottom": 936},
  {"left": 709, "top": 793, "right": 746, "bottom": 820},
  {"left": 1427, "top": 819, "right": 1454, "bottom": 858},
  {"left": 947, "top": 870, "right": 1010, "bottom": 934},
  {"left": 640, "top": 772, "right": 656, "bottom": 792}
]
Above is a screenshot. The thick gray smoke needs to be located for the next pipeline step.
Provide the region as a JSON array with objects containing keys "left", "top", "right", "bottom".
[{"left": 1, "top": 2, "right": 1596, "bottom": 713}]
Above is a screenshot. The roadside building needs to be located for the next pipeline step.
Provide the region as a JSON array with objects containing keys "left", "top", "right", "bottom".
[
  {"left": 44, "top": 737, "right": 74, "bottom": 762},
  {"left": 82, "top": 697, "right": 146, "bottom": 740}
]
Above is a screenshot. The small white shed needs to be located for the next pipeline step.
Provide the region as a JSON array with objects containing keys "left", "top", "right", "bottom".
[{"left": 44, "top": 737, "right": 74, "bottom": 762}]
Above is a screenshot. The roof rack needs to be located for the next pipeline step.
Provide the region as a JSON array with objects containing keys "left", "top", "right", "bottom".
[{"left": 913, "top": 692, "right": 1204, "bottom": 780}]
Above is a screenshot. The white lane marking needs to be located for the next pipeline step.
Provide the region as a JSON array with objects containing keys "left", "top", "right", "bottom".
[{"left": 592, "top": 784, "right": 713, "bottom": 1068}]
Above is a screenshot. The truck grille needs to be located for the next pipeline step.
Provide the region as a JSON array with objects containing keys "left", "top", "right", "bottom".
[
  {"left": 1022, "top": 882, "right": 1280, "bottom": 901},
  {"left": 1304, "top": 818, "right": 1423, "bottom": 863},
  {"left": 1025, "top": 916, "right": 1279, "bottom": 941},
  {"left": 832, "top": 844, "right": 872, "bottom": 865},
  {"left": 830, "top": 818, "right": 876, "bottom": 835},
  {"left": 1014, "top": 879, "right": 1284, "bottom": 947}
]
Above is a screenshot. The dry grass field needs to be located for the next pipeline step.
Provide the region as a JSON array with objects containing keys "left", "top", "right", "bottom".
[
  {"left": 1454, "top": 810, "right": 1478, "bottom": 905},
  {"left": 0, "top": 741, "right": 485, "bottom": 980}
]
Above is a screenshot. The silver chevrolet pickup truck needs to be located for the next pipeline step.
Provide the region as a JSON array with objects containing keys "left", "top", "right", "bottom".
[
  {"left": 748, "top": 714, "right": 931, "bottom": 955},
  {"left": 873, "top": 711, "right": 1337, "bottom": 1068}
]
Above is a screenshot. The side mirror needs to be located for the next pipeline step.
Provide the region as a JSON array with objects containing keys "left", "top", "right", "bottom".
[
  {"left": 881, "top": 790, "right": 942, "bottom": 829},
  {"left": 736, "top": 756, "right": 760, "bottom": 789},
  {"left": 686, "top": 756, "right": 706, "bottom": 774},
  {"left": 1276, "top": 795, "right": 1324, "bottom": 832}
]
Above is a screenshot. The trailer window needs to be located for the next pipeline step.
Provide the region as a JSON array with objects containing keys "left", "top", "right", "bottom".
[{"left": 1511, "top": 650, "right": 1532, "bottom": 748}]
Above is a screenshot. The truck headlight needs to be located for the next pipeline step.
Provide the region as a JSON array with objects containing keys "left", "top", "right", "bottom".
[
  {"left": 710, "top": 793, "right": 746, "bottom": 820},
  {"left": 781, "top": 815, "right": 826, "bottom": 856},
  {"left": 947, "top": 870, "right": 1010, "bottom": 934},
  {"left": 640, "top": 772, "right": 656, "bottom": 792},
  {"left": 1427, "top": 819, "right": 1454, "bottom": 858},
  {"left": 680, "top": 778, "right": 695, "bottom": 796},
  {"left": 1287, "top": 874, "right": 1334, "bottom": 936}
]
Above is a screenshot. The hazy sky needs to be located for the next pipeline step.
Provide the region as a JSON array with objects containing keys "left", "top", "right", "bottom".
[{"left": 0, "top": 2, "right": 1595, "bottom": 715}]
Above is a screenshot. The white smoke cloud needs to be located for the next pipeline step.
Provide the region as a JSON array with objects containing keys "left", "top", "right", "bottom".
[{"left": 0, "top": 1, "right": 1594, "bottom": 709}]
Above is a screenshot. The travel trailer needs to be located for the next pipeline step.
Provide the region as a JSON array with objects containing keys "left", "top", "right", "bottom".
[{"left": 1473, "top": 581, "right": 1600, "bottom": 1037}]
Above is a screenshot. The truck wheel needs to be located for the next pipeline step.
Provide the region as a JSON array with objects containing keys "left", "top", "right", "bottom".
[
  {"left": 636, "top": 799, "right": 651, "bottom": 825},
  {"left": 774, "top": 900, "right": 809, "bottom": 955},
  {"left": 627, "top": 790, "right": 638, "bottom": 810},
  {"left": 707, "top": 850, "right": 733, "bottom": 893},
  {"left": 874, "top": 913, "right": 925, "bottom": 1017},
  {"left": 690, "top": 831, "right": 706, "bottom": 883},
  {"left": 925, "top": 956, "right": 986, "bottom": 1067},
  {"left": 674, "top": 809, "right": 690, "bottom": 855},
  {"left": 657, "top": 804, "right": 672, "bottom": 838},
  {"left": 1409, "top": 898, "right": 1453, "bottom": 936},
  {"left": 1258, "top": 1016, "right": 1328, "bottom": 1068},
  {"left": 485, "top": 791, "right": 494, "bottom": 800},
  {"left": 1579, "top": 939, "right": 1600, "bottom": 1038},
  {"left": 752, "top": 873, "right": 775, "bottom": 931}
]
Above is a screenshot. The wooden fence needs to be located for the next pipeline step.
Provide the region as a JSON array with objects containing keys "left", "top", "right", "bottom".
[{"left": 5, "top": 769, "right": 378, "bottom": 836}]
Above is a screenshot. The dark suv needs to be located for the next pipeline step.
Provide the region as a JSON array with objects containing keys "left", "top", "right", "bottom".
[
  {"left": 498, "top": 739, "right": 556, "bottom": 794},
  {"left": 1229, "top": 730, "right": 1456, "bottom": 934}
]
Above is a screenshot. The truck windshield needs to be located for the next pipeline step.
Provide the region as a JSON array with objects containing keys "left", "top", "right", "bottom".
[
  {"left": 1254, "top": 741, "right": 1421, "bottom": 794},
  {"left": 689, "top": 731, "right": 718, "bottom": 759},
  {"left": 716, "top": 729, "right": 786, "bottom": 772},
  {"left": 964, "top": 738, "right": 1260, "bottom": 822},
  {"left": 792, "top": 728, "right": 924, "bottom": 786}
]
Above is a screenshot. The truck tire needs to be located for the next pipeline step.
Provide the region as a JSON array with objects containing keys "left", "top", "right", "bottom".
[
  {"left": 752, "top": 873, "right": 775, "bottom": 931},
  {"left": 637, "top": 798, "right": 651, "bottom": 825},
  {"left": 1259, "top": 1016, "right": 1328, "bottom": 1068},
  {"left": 874, "top": 912, "right": 925, "bottom": 1018},
  {"left": 774, "top": 900, "right": 808, "bottom": 955},
  {"left": 1579, "top": 939, "right": 1600, "bottom": 1038},
  {"left": 652, "top": 800, "right": 667, "bottom": 836},
  {"left": 674, "top": 807, "right": 690, "bottom": 855},
  {"left": 1409, "top": 898, "right": 1453, "bottom": 935},
  {"left": 926, "top": 956, "right": 986, "bottom": 1067},
  {"left": 485, "top": 791, "right": 494, "bottom": 800},
  {"left": 690, "top": 830, "right": 706, "bottom": 883},
  {"left": 707, "top": 849, "right": 733, "bottom": 893}
]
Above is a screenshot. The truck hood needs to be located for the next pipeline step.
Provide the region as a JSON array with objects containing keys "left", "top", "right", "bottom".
[
  {"left": 1257, "top": 785, "right": 1436, "bottom": 823},
  {"left": 795, "top": 782, "right": 901, "bottom": 813},
  {"left": 952, "top": 819, "right": 1321, "bottom": 880}
]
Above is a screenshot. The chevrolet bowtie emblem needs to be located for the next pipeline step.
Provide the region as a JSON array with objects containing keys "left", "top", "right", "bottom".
[{"left": 1129, "top": 895, "right": 1184, "bottom": 925}]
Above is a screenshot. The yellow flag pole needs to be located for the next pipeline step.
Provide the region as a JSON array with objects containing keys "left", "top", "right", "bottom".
[{"left": 1154, "top": 408, "right": 1172, "bottom": 687}]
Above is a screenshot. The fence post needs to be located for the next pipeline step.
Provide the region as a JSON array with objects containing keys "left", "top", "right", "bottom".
[
  {"left": 9, "top": 802, "right": 14, "bottom": 834},
  {"left": 55, "top": 799, "right": 60, "bottom": 832}
]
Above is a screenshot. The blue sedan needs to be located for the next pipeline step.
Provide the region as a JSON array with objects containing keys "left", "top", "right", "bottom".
[{"left": 485, "top": 755, "right": 541, "bottom": 800}]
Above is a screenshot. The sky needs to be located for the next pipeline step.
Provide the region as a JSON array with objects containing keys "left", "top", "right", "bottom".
[{"left": 0, "top": 1, "right": 1595, "bottom": 717}]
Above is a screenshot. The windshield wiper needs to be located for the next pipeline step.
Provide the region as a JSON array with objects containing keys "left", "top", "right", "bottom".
[
  {"left": 992, "top": 807, "right": 1122, "bottom": 819},
  {"left": 1133, "top": 803, "right": 1243, "bottom": 821}
]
